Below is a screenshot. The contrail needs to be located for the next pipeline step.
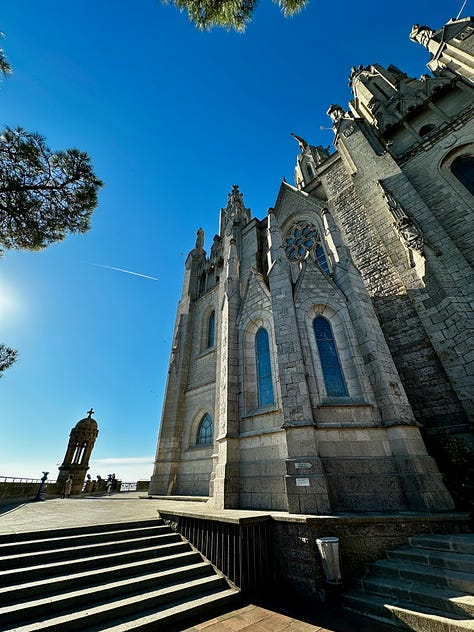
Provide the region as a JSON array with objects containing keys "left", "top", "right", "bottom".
[{"left": 90, "top": 263, "right": 158, "bottom": 281}]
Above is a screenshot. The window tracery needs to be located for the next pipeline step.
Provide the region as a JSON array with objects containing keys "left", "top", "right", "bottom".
[
  {"left": 284, "top": 221, "right": 330, "bottom": 272},
  {"left": 196, "top": 413, "right": 213, "bottom": 446}
]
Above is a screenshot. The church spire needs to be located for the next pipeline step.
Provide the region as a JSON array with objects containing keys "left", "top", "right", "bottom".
[{"left": 219, "top": 185, "right": 251, "bottom": 236}]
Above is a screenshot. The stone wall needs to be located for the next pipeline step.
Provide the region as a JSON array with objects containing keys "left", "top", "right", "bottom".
[
  {"left": 271, "top": 513, "right": 472, "bottom": 596},
  {"left": 0, "top": 480, "right": 41, "bottom": 504}
]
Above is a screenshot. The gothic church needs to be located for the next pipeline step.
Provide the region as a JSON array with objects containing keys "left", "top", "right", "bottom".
[{"left": 150, "top": 17, "right": 473, "bottom": 515}]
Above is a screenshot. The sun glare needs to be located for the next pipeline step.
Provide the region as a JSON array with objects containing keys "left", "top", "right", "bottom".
[{"left": 0, "top": 279, "right": 23, "bottom": 327}]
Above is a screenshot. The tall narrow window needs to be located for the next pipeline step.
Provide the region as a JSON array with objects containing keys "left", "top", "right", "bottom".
[
  {"left": 313, "top": 316, "right": 348, "bottom": 397},
  {"left": 196, "top": 413, "right": 213, "bottom": 446},
  {"left": 316, "top": 244, "right": 330, "bottom": 274},
  {"left": 199, "top": 273, "right": 206, "bottom": 296},
  {"left": 207, "top": 311, "right": 215, "bottom": 348},
  {"left": 256, "top": 327, "right": 275, "bottom": 406},
  {"left": 451, "top": 156, "right": 474, "bottom": 195},
  {"left": 306, "top": 164, "right": 315, "bottom": 179}
]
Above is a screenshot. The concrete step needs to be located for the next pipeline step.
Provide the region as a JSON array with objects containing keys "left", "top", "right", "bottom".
[
  {"left": 0, "top": 531, "right": 182, "bottom": 570},
  {"left": 367, "top": 559, "right": 474, "bottom": 594},
  {"left": 0, "top": 519, "right": 162, "bottom": 545},
  {"left": 0, "top": 524, "right": 171, "bottom": 555},
  {"left": 387, "top": 546, "right": 474, "bottom": 574},
  {"left": 0, "top": 550, "right": 202, "bottom": 605},
  {"left": 343, "top": 590, "right": 474, "bottom": 631},
  {"left": 98, "top": 588, "right": 240, "bottom": 632},
  {"left": 0, "top": 561, "right": 215, "bottom": 626},
  {"left": 342, "top": 533, "right": 474, "bottom": 632},
  {"left": 0, "top": 519, "right": 240, "bottom": 631},
  {"left": 0, "top": 540, "right": 191, "bottom": 586},
  {"left": 4, "top": 574, "right": 235, "bottom": 632},
  {"left": 409, "top": 534, "right": 474, "bottom": 556},
  {"left": 357, "top": 575, "right": 473, "bottom": 616}
]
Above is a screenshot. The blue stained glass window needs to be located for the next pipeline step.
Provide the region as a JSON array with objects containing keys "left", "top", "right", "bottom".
[
  {"left": 316, "top": 244, "right": 330, "bottom": 274},
  {"left": 256, "top": 328, "right": 275, "bottom": 407},
  {"left": 207, "top": 311, "right": 215, "bottom": 348},
  {"left": 313, "top": 317, "right": 348, "bottom": 397},
  {"left": 196, "top": 413, "right": 213, "bottom": 446}
]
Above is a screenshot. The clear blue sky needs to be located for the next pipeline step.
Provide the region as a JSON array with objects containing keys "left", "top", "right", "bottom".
[{"left": 0, "top": 0, "right": 453, "bottom": 481}]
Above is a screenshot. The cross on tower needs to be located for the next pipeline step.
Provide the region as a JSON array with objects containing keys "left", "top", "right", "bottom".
[{"left": 87, "top": 408, "right": 94, "bottom": 418}]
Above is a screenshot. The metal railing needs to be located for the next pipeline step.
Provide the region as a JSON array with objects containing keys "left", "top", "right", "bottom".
[
  {"left": 0, "top": 476, "right": 44, "bottom": 484},
  {"left": 0, "top": 476, "right": 50, "bottom": 501},
  {"left": 166, "top": 515, "right": 274, "bottom": 591}
]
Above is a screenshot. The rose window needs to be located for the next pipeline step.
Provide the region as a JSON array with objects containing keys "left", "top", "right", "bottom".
[
  {"left": 284, "top": 222, "right": 318, "bottom": 260},
  {"left": 284, "top": 221, "right": 330, "bottom": 273}
]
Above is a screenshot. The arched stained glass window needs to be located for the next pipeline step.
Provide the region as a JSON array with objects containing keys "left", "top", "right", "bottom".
[
  {"left": 196, "top": 413, "right": 213, "bottom": 446},
  {"left": 207, "top": 311, "right": 215, "bottom": 348},
  {"left": 256, "top": 328, "right": 275, "bottom": 407},
  {"left": 451, "top": 156, "right": 474, "bottom": 195},
  {"left": 313, "top": 316, "right": 348, "bottom": 397},
  {"left": 316, "top": 244, "right": 330, "bottom": 274}
]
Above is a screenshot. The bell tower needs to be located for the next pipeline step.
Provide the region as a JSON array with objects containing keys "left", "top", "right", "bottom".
[{"left": 57, "top": 409, "right": 99, "bottom": 495}]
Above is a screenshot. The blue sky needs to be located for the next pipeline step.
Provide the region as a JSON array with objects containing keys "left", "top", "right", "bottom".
[{"left": 0, "top": 0, "right": 453, "bottom": 481}]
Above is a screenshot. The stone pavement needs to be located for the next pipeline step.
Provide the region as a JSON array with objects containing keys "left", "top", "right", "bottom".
[{"left": 0, "top": 493, "right": 394, "bottom": 631}]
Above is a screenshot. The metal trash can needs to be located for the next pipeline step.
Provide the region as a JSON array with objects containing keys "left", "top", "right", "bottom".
[{"left": 316, "top": 537, "right": 342, "bottom": 585}]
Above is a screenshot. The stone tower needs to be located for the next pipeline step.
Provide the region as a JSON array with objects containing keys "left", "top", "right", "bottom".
[
  {"left": 150, "top": 15, "right": 473, "bottom": 514},
  {"left": 57, "top": 409, "right": 99, "bottom": 495}
]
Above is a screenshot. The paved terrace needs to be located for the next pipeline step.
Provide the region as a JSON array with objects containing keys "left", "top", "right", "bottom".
[{"left": 0, "top": 492, "right": 395, "bottom": 631}]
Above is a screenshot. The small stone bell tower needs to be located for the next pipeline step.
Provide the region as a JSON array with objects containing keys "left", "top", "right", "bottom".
[{"left": 57, "top": 409, "right": 99, "bottom": 495}]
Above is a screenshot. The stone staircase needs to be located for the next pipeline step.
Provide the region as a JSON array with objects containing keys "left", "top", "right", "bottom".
[
  {"left": 343, "top": 533, "right": 474, "bottom": 631},
  {"left": 0, "top": 518, "right": 240, "bottom": 631}
]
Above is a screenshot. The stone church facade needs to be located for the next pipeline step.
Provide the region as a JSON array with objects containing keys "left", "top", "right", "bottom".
[{"left": 150, "top": 17, "right": 473, "bottom": 515}]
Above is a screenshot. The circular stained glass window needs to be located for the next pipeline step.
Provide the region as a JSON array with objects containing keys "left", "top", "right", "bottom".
[{"left": 284, "top": 222, "right": 319, "bottom": 261}]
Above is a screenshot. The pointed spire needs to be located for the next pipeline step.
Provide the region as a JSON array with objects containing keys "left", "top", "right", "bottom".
[
  {"left": 222, "top": 185, "right": 251, "bottom": 226},
  {"left": 267, "top": 208, "right": 287, "bottom": 269}
]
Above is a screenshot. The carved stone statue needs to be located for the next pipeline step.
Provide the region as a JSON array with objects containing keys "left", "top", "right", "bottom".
[
  {"left": 395, "top": 217, "right": 424, "bottom": 254},
  {"left": 327, "top": 104, "right": 345, "bottom": 125},
  {"left": 195, "top": 227, "right": 204, "bottom": 250},
  {"left": 409, "top": 24, "right": 434, "bottom": 48},
  {"left": 291, "top": 133, "right": 309, "bottom": 151}
]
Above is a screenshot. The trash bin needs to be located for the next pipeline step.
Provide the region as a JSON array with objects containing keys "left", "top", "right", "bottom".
[{"left": 316, "top": 537, "right": 342, "bottom": 585}]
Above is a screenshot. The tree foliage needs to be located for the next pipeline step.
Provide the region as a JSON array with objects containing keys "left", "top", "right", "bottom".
[
  {"left": 164, "top": 0, "right": 308, "bottom": 31},
  {"left": 0, "top": 127, "right": 103, "bottom": 251},
  {"left": 0, "top": 344, "right": 17, "bottom": 377},
  {"left": 0, "top": 35, "right": 101, "bottom": 377},
  {"left": 0, "top": 33, "right": 12, "bottom": 78}
]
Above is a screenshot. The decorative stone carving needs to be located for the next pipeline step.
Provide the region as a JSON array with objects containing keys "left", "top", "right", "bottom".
[
  {"left": 327, "top": 104, "right": 345, "bottom": 125},
  {"left": 195, "top": 227, "right": 204, "bottom": 250},
  {"left": 394, "top": 217, "right": 425, "bottom": 254},
  {"left": 378, "top": 181, "right": 426, "bottom": 262},
  {"left": 349, "top": 64, "right": 451, "bottom": 134},
  {"left": 291, "top": 132, "right": 308, "bottom": 151},
  {"left": 409, "top": 24, "right": 435, "bottom": 48},
  {"left": 223, "top": 185, "right": 251, "bottom": 225}
]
